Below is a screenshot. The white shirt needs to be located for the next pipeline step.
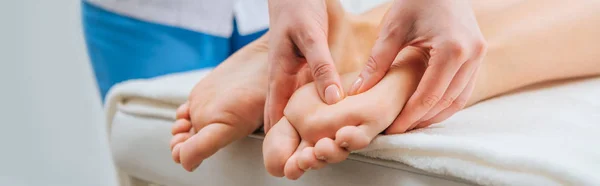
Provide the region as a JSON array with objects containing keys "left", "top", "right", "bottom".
[
  {"left": 86, "top": 0, "right": 390, "bottom": 37},
  {"left": 87, "top": 0, "right": 270, "bottom": 37}
]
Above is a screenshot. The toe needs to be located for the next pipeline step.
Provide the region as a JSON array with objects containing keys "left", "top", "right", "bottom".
[
  {"left": 297, "top": 147, "right": 326, "bottom": 171},
  {"left": 172, "top": 143, "right": 182, "bottom": 164},
  {"left": 170, "top": 133, "right": 191, "bottom": 150},
  {"left": 176, "top": 102, "right": 190, "bottom": 120},
  {"left": 179, "top": 123, "right": 246, "bottom": 172},
  {"left": 334, "top": 125, "right": 373, "bottom": 151},
  {"left": 313, "top": 138, "right": 349, "bottom": 163},
  {"left": 263, "top": 117, "right": 301, "bottom": 177},
  {"left": 171, "top": 119, "right": 192, "bottom": 135},
  {"left": 284, "top": 153, "right": 305, "bottom": 180}
]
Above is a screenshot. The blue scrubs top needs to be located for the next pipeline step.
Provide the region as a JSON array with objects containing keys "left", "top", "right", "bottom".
[{"left": 82, "top": 2, "right": 267, "bottom": 100}]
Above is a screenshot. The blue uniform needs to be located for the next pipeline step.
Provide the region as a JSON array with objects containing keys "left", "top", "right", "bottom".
[{"left": 82, "top": 0, "right": 268, "bottom": 99}]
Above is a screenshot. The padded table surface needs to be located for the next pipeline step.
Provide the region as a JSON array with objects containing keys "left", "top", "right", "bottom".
[{"left": 110, "top": 103, "right": 473, "bottom": 186}]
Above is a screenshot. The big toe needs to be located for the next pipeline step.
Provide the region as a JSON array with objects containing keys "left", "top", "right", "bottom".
[
  {"left": 179, "top": 123, "right": 246, "bottom": 172},
  {"left": 263, "top": 117, "right": 301, "bottom": 177}
]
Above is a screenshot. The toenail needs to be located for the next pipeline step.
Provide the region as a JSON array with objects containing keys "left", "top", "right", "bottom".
[
  {"left": 340, "top": 142, "right": 349, "bottom": 148},
  {"left": 317, "top": 156, "right": 327, "bottom": 161}
]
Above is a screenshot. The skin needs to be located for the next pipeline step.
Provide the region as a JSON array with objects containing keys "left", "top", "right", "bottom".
[
  {"left": 350, "top": 0, "right": 487, "bottom": 133},
  {"left": 266, "top": 0, "right": 488, "bottom": 136},
  {"left": 265, "top": 0, "right": 346, "bottom": 133},
  {"left": 170, "top": 37, "right": 270, "bottom": 172},
  {"left": 171, "top": 0, "right": 600, "bottom": 178},
  {"left": 263, "top": 0, "right": 600, "bottom": 179}
]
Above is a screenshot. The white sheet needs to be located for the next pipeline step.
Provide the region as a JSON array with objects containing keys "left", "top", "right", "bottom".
[
  {"left": 361, "top": 78, "right": 600, "bottom": 185},
  {"left": 105, "top": 69, "right": 600, "bottom": 185},
  {"left": 111, "top": 109, "right": 472, "bottom": 186}
]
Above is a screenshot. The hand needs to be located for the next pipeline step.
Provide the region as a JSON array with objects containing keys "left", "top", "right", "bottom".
[
  {"left": 265, "top": 0, "right": 344, "bottom": 132},
  {"left": 349, "top": 0, "right": 487, "bottom": 133}
]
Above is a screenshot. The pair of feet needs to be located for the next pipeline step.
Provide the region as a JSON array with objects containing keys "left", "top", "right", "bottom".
[{"left": 169, "top": 33, "right": 428, "bottom": 180}]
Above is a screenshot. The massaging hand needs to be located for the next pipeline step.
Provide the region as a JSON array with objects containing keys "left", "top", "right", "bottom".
[
  {"left": 265, "top": 0, "right": 344, "bottom": 132},
  {"left": 349, "top": 0, "right": 487, "bottom": 133}
]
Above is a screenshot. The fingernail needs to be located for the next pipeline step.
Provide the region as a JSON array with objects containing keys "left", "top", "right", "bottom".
[
  {"left": 340, "top": 142, "right": 349, "bottom": 148},
  {"left": 349, "top": 77, "right": 363, "bottom": 95},
  {"left": 324, "top": 84, "right": 342, "bottom": 104},
  {"left": 317, "top": 156, "right": 327, "bottom": 161}
]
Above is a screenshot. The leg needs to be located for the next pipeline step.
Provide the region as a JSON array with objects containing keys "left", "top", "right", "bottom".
[{"left": 264, "top": 0, "right": 600, "bottom": 179}]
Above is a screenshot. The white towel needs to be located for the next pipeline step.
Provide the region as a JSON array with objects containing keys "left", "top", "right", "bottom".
[
  {"left": 360, "top": 78, "right": 600, "bottom": 185},
  {"left": 105, "top": 69, "right": 600, "bottom": 185}
]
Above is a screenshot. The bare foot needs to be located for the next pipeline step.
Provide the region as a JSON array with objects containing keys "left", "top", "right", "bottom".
[
  {"left": 263, "top": 48, "right": 428, "bottom": 179},
  {"left": 169, "top": 36, "right": 270, "bottom": 172},
  {"left": 170, "top": 0, "right": 385, "bottom": 173}
]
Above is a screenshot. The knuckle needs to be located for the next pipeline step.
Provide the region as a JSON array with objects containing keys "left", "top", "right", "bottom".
[
  {"left": 294, "top": 27, "right": 326, "bottom": 47},
  {"left": 421, "top": 94, "right": 441, "bottom": 108},
  {"left": 439, "top": 96, "right": 455, "bottom": 108},
  {"left": 472, "top": 39, "right": 488, "bottom": 57},
  {"left": 444, "top": 40, "right": 468, "bottom": 61},
  {"left": 379, "top": 20, "right": 405, "bottom": 42},
  {"left": 311, "top": 62, "right": 335, "bottom": 80},
  {"left": 451, "top": 99, "right": 468, "bottom": 110},
  {"left": 365, "top": 56, "right": 379, "bottom": 73}
]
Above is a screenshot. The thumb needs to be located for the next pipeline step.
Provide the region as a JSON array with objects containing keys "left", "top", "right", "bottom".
[
  {"left": 293, "top": 32, "right": 343, "bottom": 105},
  {"left": 349, "top": 18, "right": 412, "bottom": 95}
]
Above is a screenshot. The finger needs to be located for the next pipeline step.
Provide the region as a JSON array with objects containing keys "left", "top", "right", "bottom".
[
  {"left": 265, "top": 80, "right": 295, "bottom": 132},
  {"left": 176, "top": 102, "right": 190, "bottom": 120},
  {"left": 266, "top": 36, "right": 303, "bottom": 131},
  {"left": 263, "top": 96, "right": 271, "bottom": 132},
  {"left": 418, "top": 58, "right": 479, "bottom": 123},
  {"left": 385, "top": 42, "right": 468, "bottom": 134},
  {"left": 291, "top": 28, "right": 343, "bottom": 105},
  {"left": 348, "top": 12, "right": 413, "bottom": 96},
  {"left": 416, "top": 66, "right": 479, "bottom": 129},
  {"left": 171, "top": 119, "right": 192, "bottom": 135}
]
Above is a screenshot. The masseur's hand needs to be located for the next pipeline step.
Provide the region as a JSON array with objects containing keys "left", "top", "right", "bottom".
[
  {"left": 265, "top": 0, "right": 343, "bottom": 132},
  {"left": 349, "top": 0, "right": 487, "bottom": 133}
]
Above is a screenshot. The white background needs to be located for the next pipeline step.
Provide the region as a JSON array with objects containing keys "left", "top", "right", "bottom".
[{"left": 0, "top": 0, "right": 118, "bottom": 186}]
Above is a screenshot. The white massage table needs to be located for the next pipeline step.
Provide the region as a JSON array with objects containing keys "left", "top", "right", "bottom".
[
  {"left": 106, "top": 68, "right": 600, "bottom": 186},
  {"left": 111, "top": 106, "right": 471, "bottom": 186}
]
